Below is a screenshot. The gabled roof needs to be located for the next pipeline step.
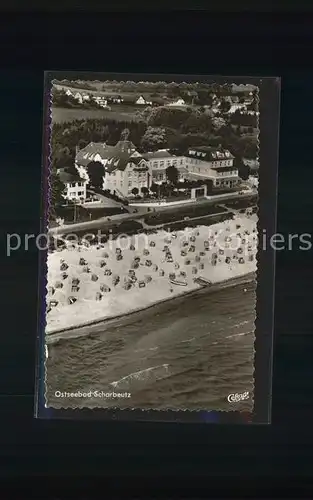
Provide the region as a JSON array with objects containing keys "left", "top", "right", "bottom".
[{"left": 76, "top": 141, "right": 137, "bottom": 166}]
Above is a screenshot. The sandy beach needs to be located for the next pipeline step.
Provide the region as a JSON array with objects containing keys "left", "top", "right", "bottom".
[{"left": 45, "top": 214, "right": 258, "bottom": 335}]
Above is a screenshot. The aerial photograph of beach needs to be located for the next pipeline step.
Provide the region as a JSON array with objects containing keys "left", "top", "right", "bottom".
[{"left": 44, "top": 75, "right": 259, "bottom": 411}]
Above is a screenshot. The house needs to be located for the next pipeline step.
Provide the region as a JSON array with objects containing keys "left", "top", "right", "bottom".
[
  {"left": 167, "top": 98, "right": 186, "bottom": 107},
  {"left": 82, "top": 93, "right": 91, "bottom": 101},
  {"left": 103, "top": 153, "right": 151, "bottom": 198},
  {"left": 65, "top": 89, "right": 74, "bottom": 97},
  {"left": 135, "top": 95, "right": 152, "bottom": 105},
  {"left": 93, "top": 95, "right": 108, "bottom": 107},
  {"left": 143, "top": 149, "right": 187, "bottom": 184},
  {"left": 184, "top": 146, "right": 239, "bottom": 189},
  {"left": 75, "top": 140, "right": 137, "bottom": 182},
  {"left": 107, "top": 94, "right": 124, "bottom": 104},
  {"left": 74, "top": 92, "right": 83, "bottom": 104},
  {"left": 58, "top": 169, "right": 88, "bottom": 202}
]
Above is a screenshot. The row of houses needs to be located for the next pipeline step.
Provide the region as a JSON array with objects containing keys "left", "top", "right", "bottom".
[{"left": 58, "top": 140, "right": 239, "bottom": 202}]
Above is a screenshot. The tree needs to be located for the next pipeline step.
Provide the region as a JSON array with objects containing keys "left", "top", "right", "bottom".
[
  {"left": 219, "top": 99, "right": 231, "bottom": 113},
  {"left": 50, "top": 171, "right": 65, "bottom": 219},
  {"left": 131, "top": 187, "right": 139, "bottom": 196},
  {"left": 150, "top": 183, "right": 159, "bottom": 196},
  {"left": 234, "top": 156, "right": 250, "bottom": 181},
  {"left": 141, "top": 186, "right": 149, "bottom": 197},
  {"left": 166, "top": 165, "right": 179, "bottom": 185},
  {"left": 140, "top": 126, "right": 167, "bottom": 151},
  {"left": 87, "top": 161, "right": 104, "bottom": 189}
]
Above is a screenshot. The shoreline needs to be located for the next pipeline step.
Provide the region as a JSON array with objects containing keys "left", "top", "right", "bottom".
[{"left": 46, "top": 271, "right": 256, "bottom": 343}]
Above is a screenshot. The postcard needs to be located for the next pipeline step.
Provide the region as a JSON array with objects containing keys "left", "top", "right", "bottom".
[{"left": 34, "top": 73, "right": 280, "bottom": 423}]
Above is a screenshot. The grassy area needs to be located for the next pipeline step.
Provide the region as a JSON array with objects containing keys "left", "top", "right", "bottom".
[
  {"left": 163, "top": 213, "right": 233, "bottom": 232},
  {"left": 51, "top": 106, "right": 140, "bottom": 124},
  {"left": 144, "top": 204, "right": 225, "bottom": 226},
  {"left": 56, "top": 205, "right": 124, "bottom": 223},
  {"left": 223, "top": 198, "right": 257, "bottom": 210}
]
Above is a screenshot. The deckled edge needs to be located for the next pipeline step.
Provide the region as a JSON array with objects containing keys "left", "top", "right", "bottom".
[
  {"left": 44, "top": 78, "right": 258, "bottom": 418},
  {"left": 43, "top": 77, "right": 54, "bottom": 409}
]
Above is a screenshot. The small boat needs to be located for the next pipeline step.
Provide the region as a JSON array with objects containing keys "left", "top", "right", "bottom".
[{"left": 169, "top": 278, "right": 187, "bottom": 286}]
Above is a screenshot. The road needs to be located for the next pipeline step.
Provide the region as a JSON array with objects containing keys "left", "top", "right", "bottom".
[{"left": 49, "top": 191, "right": 257, "bottom": 237}]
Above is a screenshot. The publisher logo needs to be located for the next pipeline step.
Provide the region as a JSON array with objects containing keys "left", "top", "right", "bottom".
[{"left": 227, "top": 391, "right": 250, "bottom": 403}]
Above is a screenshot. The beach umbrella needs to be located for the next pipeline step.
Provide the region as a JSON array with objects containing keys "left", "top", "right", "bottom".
[{"left": 67, "top": 296, "right": 77, "bottom": 305}]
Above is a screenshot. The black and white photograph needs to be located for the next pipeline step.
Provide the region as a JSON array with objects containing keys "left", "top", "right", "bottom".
[{"left": 42, "top": 73, "right": 263, "bottom": 413}]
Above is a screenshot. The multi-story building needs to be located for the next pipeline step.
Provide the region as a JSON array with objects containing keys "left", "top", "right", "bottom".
[
  {"left": 58, "top": 170, "right": 88, "bottom": 202},
  {"left": 184, "top": 146, "right": 239, "bottom": 189},
  {"left": 103, "top": 155, "right": 151, "bottom": 198},
  {"left": 143, "top": 150, "right": 187, "bottom": 184}
]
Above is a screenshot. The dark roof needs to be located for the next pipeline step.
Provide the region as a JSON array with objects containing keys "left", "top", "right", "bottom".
[
  {"left": 106, "top": 156, "right": 130, "bottom": 173},
  {"left": 212, "top": 166, "right": 238, "bottom": 173},
  {"left": 58, "top": 170, "right": 84, "bottom": 184},
  {"left": 129, "top": 156, "right": 146, "bottom": 165},
  {"left": 186, "top": 146, "right": 234, "bottom": 161},
  {"left": 143, "top": 150, "right": 174, "bottom": 160},
  {"left": 76, "top": 141, "right": 137, "bottom": 166}
]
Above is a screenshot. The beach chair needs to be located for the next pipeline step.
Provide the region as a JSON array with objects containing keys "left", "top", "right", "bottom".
[
  {"left": 116, "top": 247, "right": 122, "bottom": 255},
  {"left": 181, "top": 250, "right": 187, "bottom": 257},
  {"left": 96, "top": 292, "right": 102, "bottom": 301},
  {"left": 199, "top": 251, "right": 206, "bottom": 256},
  {"left": 67, "top": 296, "right": 77, "bottom": 305},
  {"left": 180, "top": 271, "right": 187, "bottom": 278},
  {"left": 116, "top": 254, "right": 123, "bottom": 261},
  {"left": 192, "top": 267, "right": 198, "bottom": 275},
  {"left": 72, "top": 278, "right": 80, "bottom": 286},
  {"left": 130, "top": 244, "right": 136, "bottom": 251},
  {"left": 225, "top": 256, "right": 231, "bottom": 264},
  {"left": 143, "top": 249, "right": 150, "bottom": 256},
  {"left": 91, "top": 274, "right": 98, "bottom": 282},
  {"left": 138, "top": 280, "right": 146, "bottom": 288},
  {"left": 48, "top": 286, "right": 55, "bottom": 295},
  {"left": 195, "top": 255, "right": 201, "bottom": 262},
  {"left": 71, "top": 285, "right": 79, "bottom": 293},
  {"left": 237, "top": 248, "right": 243, "bottom": 255},
  {"left": 102, "top": 252, "right": 109, "bottom": 258},
  {"left": 144, "top": 275, "right": 152, "bottom": 284},
  {"left": 61, "top": 273, "right": 68, "bottom": 280},
  {"left": 79, "top": 258, "right": 86, "bottom": 266},
  {"left": 239, "top": 257, "right": 245, "bottom": 264},
  {"left": 149, "top": 241, "right": 156, "bottom": 247},
  {"left": 100, "top": 260, "right": 106, "bottom": 267},
  {"left": 163, "top": 245, "right": 169, "bottom": 252},
  {"left": 152, "top": 264, "right": 158, "bottom": 272},
  {"left": 145, "top": 260, "right": 152, "bottom": 267},
  {"left": 169, "top": 273, "right": 176, "bottom": 280},
  {"left": 112, "top": 275, "right": 120, "bottom": 286},
  {"left": 185, "top": 258, "right": 191, "bottom": 265},
  {"left": 199, "top": 263, "right": 204, "bottom": 270},
  {"left": 60, "top": 262, "right": 68, "bottom": 271},
  {"left": 159, "top": 269, "right": 165, "bottom": 276},
  {"left": 248, "top": 254, "right": 254, "bottom": 261},
  {"left": 190, "top": 236, "right": 196, "bottom": 243},
  {"left": 104, "top": 269, "right": 112, "bottom": 276},
  {"left": 189, "top": 245, "right": 195, "bottom": 253},
  {"left": 49, "top": 300, "right": 58, "bottom": 308},
  {"left": 219, "top": 249, "right": 224, "bottom": 255}
]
